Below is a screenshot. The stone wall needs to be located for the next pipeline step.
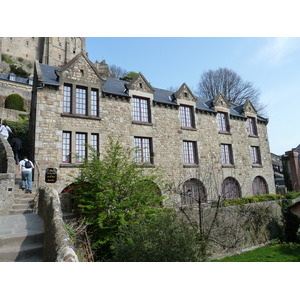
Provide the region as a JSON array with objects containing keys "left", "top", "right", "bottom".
[
  {"left": 36, "top": 186, "right": 78, "bottom": 262},
  {"left": 0, "top": 134, "right": 15, "bottom": 215}
]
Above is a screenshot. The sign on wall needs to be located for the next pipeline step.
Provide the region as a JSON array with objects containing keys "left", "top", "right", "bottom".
[{"left": 45, "top": 168, "right": 57, "bottom": 183}]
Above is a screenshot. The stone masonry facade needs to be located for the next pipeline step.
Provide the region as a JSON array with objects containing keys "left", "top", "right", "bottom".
[{"left": 31, "top": 51, "right": 275, "bottom": 206}]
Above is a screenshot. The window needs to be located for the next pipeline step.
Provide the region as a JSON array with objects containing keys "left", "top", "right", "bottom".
[
  {"left": 91, "top": 133, "right": 99, "bottom": 154},
  {"left": 180, "top": 105, "right": 195, "bottom": 128},
  {"left": 63, "top": 84, "right": 72, "bottom": 113},
  {"left": 132, "top": 97, "right": 151, "bottom": 123},
  {"left": 9, "top": 73, "right": 16, "bottom": 81},
  {"left": 221, "top": 144, "right": 234, "bottom": 165},
  {"left": 134, "top": 137, "right": 153, "bottom": 164},
  {"left": 181, "top": 179, "right": 207, "bottom": 205},
  {"left": 217, "top": 112, "right": 230, "bottom": 133},
  {"left": 251, "top": 146, "right": 262, "bottom": 165},
  {"left": 248, "top": 117, "right": 258, "bottom": 136},
  {"left": 75, "top": 133, "right": 87, "bottom": 163},
  {"left": 75, "top": 87, "right": 87, "bottom": 115},
  {"left": 62, "top": 132, "right": 71, "bottom": 163},
  {"left": 183, "top": 141, "right": 198, "bottom": 165},
  {"left": 90, "top": 89, "right": 99, "bottom": 117},
  {"left": 221, "top": 177, "right": 241, "bottom": 200},
  {"left": 252, "top": 176, "right": 269, "bottom": 195}
]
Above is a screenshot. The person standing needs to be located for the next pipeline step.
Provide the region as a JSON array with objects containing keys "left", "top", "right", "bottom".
[
  {"left": 0, "top": 121, "right": 13, "bottom": 140},
  {"left": 19, "top": 156, "right": 34, "bottom": 193},
  {"left": 10, "top": 136, "right": 23, "bottom": 165}
]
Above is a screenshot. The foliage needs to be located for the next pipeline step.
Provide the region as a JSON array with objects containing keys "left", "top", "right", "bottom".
[
  {"left": 5, "top": 114, "right": 30, "bottom": 156},
  {"left": 9, "top": 64, "right": 30, "bottom": 78},
  {"left": 72, "top": 137, "right": 165, "bottom": 260},
  {"left": 5, "top": 94, "right": 26, "bottom": 111},
  {"left": 119, "top": 71, "right": 139, "bottom": 82},
  {"left": 1, "top": 53, "right": 14, "bottom": 65},
  {"left": 222, "top": 194, "right": 282, "bottom": 206},
  {"left": 111, "top": 208, "right": 206, "bottom": 262},
  {"left": 212, "top": 243, "right": 300, "bottom": 262},
  {"left": 284, "top": 191, "right": 300, "bottom": 199}
]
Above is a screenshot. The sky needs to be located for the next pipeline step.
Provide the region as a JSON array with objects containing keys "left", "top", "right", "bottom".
[{"left": 86, "top": 37, "right": 300, "bottom": 155}]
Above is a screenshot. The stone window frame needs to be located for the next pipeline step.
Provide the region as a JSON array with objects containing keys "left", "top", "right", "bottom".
[
  {"left": 247, "top": 116, "right": 258, "bottom": 136},
  {"left": 250, "top": 145, "right": 262, "bottom": 166},
  {"left": 132, "top": 96, "right": 152, "bottom": 124},
  {"left": 217, "top": 112, "right": 230, "bottom": 133},
  {"left": 221, "top": 143, "right": 234, "bottom": 166},
  {"left": 180, "top": 104, "right": 195, "bottom": 129},
  {"left": 183, "top": 140, "right": 199, "bottom": 166},
  {"left": 75, "top": 132, "right": 87, "bottom": 163},
  {"left": 134, "top": 136, "right": 154, "bottom": 165},
  {"left": 61, "top": 82, "right": 100, "bottom": 119},
  {"left": 62, "top": 131, "right": 72, "bottom": 163}
]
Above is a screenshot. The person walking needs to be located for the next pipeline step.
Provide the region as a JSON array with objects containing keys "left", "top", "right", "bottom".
[
  {"left": 0, "top": 121, "right": 13, "bottom": 140},
  {"left": 10, "top": 136, "right": 23, "bottom": 165},
  {"left": 19, "top": 156, "right": 34, "bottom": 193}
]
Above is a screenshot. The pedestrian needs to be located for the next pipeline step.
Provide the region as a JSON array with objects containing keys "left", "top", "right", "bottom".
[
  {"left": 10, "top": 136, "right": 23, "bottom": 165},
  {"left": 0, "top": 121, "right": 13, "bottom": 140},
  {"left": 19, "top": 156, "right": 34, "bottom": 193}
]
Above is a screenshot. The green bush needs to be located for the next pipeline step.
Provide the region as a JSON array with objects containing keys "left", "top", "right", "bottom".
[
  {"left": 9, "top": 65, "right": 30, "bottom": 78},
  {"left": 223, "top": 194, "right": 283, "bottom": 206},
  {"left": 285, "top": 191, "right": 300, "bottom": 200},
  {"left": 1, "top": 53, "right": 14, "bottom": 64},
  {"left": 5, "top": 94, "right": 26, "bottom": 111},
  {"left": 111, "top": 208, "right": 205, "bottom": 262}
]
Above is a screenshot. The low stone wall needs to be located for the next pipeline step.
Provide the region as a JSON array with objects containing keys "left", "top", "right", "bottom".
[
  {"left": 36, "top": 186, "right": 78, "bottom": 262},
  {"left": 0, "top": 134, "right": 15, "bottom": 215}
]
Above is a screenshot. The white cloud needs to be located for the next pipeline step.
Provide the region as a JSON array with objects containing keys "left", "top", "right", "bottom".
[{"left": 255, "top": 37, "right": 300, "bottom": 66}]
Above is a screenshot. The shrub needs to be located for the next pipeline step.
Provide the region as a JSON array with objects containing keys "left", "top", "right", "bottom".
[
  {"left": 111, "top": 209, "right": 205, "bottom": 262},
  {"left": 1, "top": 53, "right": 14, "bottom": 64},
  {"left": 285, "top": 191, "right": 300, "bottom": 200},
  {"left": 9, "top": 65, "right": 30, "bottom": 78},
  {"left": 5, "top": 94, "right": 26, "bottom": 111}
]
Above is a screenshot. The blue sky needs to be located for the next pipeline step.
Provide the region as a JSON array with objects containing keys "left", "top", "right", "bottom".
[{"left": 86, "top": 37, "right": 300, "bottom": 155}]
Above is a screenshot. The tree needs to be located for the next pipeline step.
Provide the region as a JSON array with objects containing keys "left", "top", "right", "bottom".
[
  {"left": 109, "top": 64, "right": 127, "bottom": 79},
  {"left": 72, "top": 137, "right": 165, "bottom": 260},
  {"left": 197, "top": 68, "right": 266, "bottom": 115},
  {"left": 119, "top": 71, "right": 139, "bottom": 82}
]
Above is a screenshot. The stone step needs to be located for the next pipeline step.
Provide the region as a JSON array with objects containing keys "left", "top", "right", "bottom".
[
  {"left": 0, "top": 232, "right": 44, "bottom": 248},
  {"left": 0, "top": 243, "right": 43, "bottom": 262},
  {"left": 12, "top": 203, "right": 34, "bottom": 210},
  {"left": 9, "top": 209, "right": 35, "bottom": 215}
]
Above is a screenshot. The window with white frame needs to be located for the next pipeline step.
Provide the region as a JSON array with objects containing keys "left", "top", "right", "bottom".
[
  {"left": 75, "top": 87, "right": 87, "bottom": 115},
  {"left": 132, "top": 96, "right": 151, "bottom": 123},
  {"left": 183, "top": 141, "right": 198, "bottom": 165},
  {"left": 217, "top": 112, "right": 230, "bottom": 133},
  {"left": 63, "top": 84, "right": 72, "bottom": 113},
  {"left": 221, "top": 144, "right": 234, "bottom": 165},
  {"left": 91, "top": 89, "right": 99, "bottom": 117},
  {"left": 134, "top": 137, "right": 153, "bottom": 164},
  {"left": 180, "top": 105, "right": 195, "bottom": 128},
  {"left": 91, "top": 133, "right": 99, "bottom": 154},
  {"left": 62, "top": 131, "right": 71, "bottom": 163},
  {"left": 75, "top": 133, "right": 87, "bottom": 163}
]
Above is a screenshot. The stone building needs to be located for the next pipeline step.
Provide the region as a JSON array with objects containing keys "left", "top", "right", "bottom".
[
  {"left": 30, "top": 51, "right": 275, "bottom": 205},
  {"left": 282, "top": 145, "right": 300, "bottom": 191},
  {"left": 0, "top": 37, "right": 86, "bottom": 123}
]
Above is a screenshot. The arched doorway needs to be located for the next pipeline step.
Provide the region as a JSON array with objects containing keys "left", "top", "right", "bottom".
[
  {"left": 181, "top": 178, "right": 207, "bottom": 205},
  {"left": 221, "top": 177, "right": 241, "bottom": 200},
  {"left": 252, "top": 176, "right": 269, "bottom": 195}
]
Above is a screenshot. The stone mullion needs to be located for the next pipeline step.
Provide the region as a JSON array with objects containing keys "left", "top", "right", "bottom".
[{"left": 71, "top": 83, "right": 76, "bottom": 115}]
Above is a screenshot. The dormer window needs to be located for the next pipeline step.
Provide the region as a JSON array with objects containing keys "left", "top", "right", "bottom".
[
  {"left": 248, "top": 117, "right": 258, "bottom": 136},
  {"left": 180, "top": 105, "right": 195, "bottom": 128},
  {"left": 9, "top": 73, "right": 16, "bottom": 81}
]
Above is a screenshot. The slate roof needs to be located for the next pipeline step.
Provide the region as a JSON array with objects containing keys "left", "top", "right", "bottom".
[
  {"left": 0, "top": 72, "right": 33, "bottom": 85},
  {"left": 38, "top": 63, "right": 268, "bottom": 122}
]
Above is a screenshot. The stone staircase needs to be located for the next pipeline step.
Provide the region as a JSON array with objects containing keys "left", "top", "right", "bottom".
[{"left": 0, "top": 177, "right": 44, "bottom": 262}]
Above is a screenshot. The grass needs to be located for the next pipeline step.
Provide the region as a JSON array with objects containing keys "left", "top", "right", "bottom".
[{"left": 212, "top": 243, "right": 300, "bottom": 262}]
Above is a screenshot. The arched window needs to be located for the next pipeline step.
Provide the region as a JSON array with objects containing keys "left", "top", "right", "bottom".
[
  {"left": 252, "top": 176, "right": 269, "bottom": 195},
  {"left": 221, "top": 177, "right": 241, "bottom": 200},
  {"left": 181, "top": 178, "right": 207, "bottom": 205}
]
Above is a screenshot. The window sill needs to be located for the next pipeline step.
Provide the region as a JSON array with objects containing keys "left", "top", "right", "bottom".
[
  {"left": 222, "top": 165, "right": 235, "bottom": 168},
  {"left": 181, "top": 126, "right": 197, "bottom": 131},
  {"left": 248, "top": 134, "right": 259, "bottom": 138},
  {"left": 252, "top": 164, "right": 263, "bottom": 168},
  {"left": 59, "top": 163, "right": 82, "bottom": 168},
  {"left": 218, "top": 131, "right": 231, "bottom": 135},
  {"left": 136, "top": 163, "right": 155, "bottom": 168},
  {"left": 61, "top": 113, "right": 101, "bottom": 121},
  {"left": 183, "top": 164, "right": 199, "bottom": 168},
  {"left": 132, "top": 121, "right": 153, "bottom": 126}
]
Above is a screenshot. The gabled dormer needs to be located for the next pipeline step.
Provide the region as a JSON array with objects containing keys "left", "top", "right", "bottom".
[
  {"left": 56, "top": 52, "right": 104, "bottom": 87},
  {"left": 242, "top": 99, "right": 257, "bottom": 117},
  {"left": 125, "top": 73, "right": 155, "bottom": 94},
  {"left": 173, "top": 83, "right": 197, "bottom": 103},
  {"left": 212, "top": 93, "right": 230, "bottom": 111}
]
